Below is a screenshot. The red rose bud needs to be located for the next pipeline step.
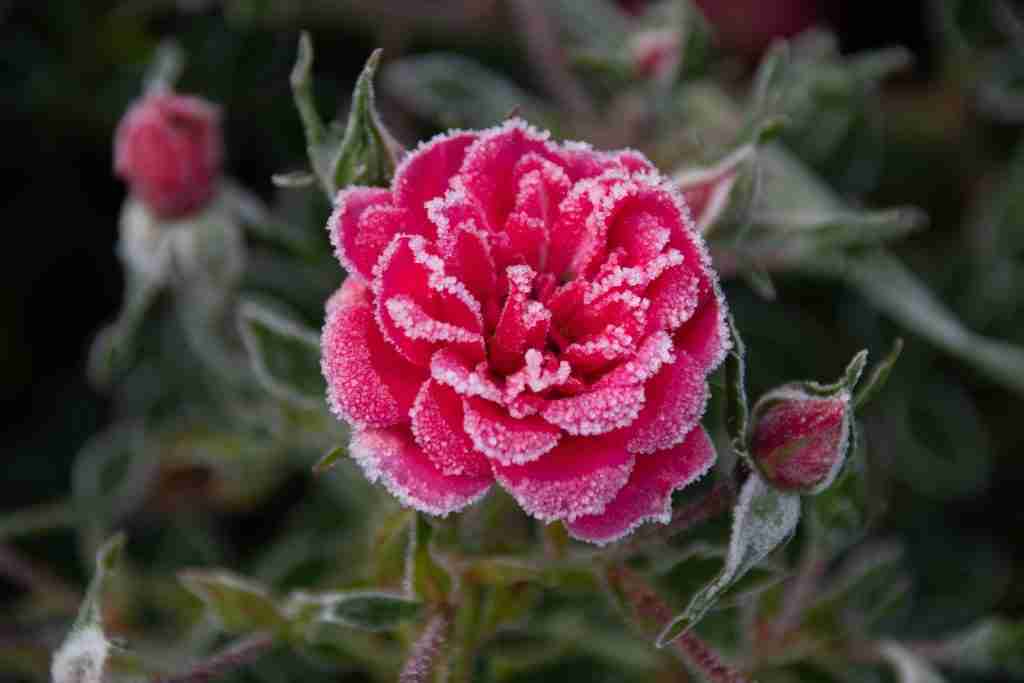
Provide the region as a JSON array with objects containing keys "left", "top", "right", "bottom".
[
  {"left": 630, "top": 29, "right": 682, "bottom": 84},
  {"left": 114, "top": 92, "right": 223, "bottom": 219},
  {"left": 750, "top": 387, "right": 850, "bottom": 494}
]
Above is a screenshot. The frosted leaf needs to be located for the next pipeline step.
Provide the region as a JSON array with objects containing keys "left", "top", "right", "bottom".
[
  {"left": 879, "top": 642, "right": 948, "bottom": 683},
  {"left": 656, "top": 474, "right": 800, "bottom": 646}
]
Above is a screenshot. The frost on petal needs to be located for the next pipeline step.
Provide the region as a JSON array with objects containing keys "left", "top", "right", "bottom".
[
  {"left": 410, "top": 380, "right": 491, "bottom": 477},
  {"left": 501, "top": 154, "right": 572, "bottom": 269},
  {"left": 595, "top": 331, "right": 675, "bottom": 388},
  {"left": 435, "top": 220, "right": 497, "bottom": 310},
  {"left": 490, "top": 265, "right": 552, "bottom": 374},
  {"left": 328, "top": 187, "right": 401, "bottom": 282},
  {"left": 645, "top": 263, "right": 702, "bottom": 334},
  {"left": 672, "top": 283, "right": 730, "bottom": 372},
  {"left": 322, "top": 279, "right": 427, "bottom": 428},
  {"left": 458, "top": 119, "right": 563, "bottom": 230},
  {"left": 564, "top": 324, "right": 637, "bottom": 374},
  {"left": 350, "top": 426, "right": 492, "bottom": 517},
  {"left": 541, "top": 385, "right": 646, "bottom": 436},
  {"left": 627, "top": 350, "right": 707, "bottom": 454},
  {"left": 392, "top": 130, "right": 478, "bottom": 234},
  {"left": 430, "top": 348, "right": 504, "bottom": 403},
  {"left": 463, "top": 395, "right": 561, "bottom": 465},
  {"left": 492, "top": 433, "right": 635, "bottom": 521},
  {"left": 567, "top": 426, "right": 715, "bottom": 544},
  {"left": 375, "top": 235, "right": 485, "bottom": 365},
  {"left": 503, "top": 349, "right": 572, "bottom": 404}
]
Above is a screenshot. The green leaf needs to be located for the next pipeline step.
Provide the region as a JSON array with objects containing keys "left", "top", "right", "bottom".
[
  {"left": 72, "top": 424, "right": 157, "bottom": 548},
  {"left": 822, "top": 249, "right": 1024, "bottom": 397},
  {"left": 408, "top": 514, "right": 454, "bottom": 604},
  {"left": 656, "top": 475, "right": 800, "bottom": 646},
  {"left": 291, "top": 37, "right": 398, "bottom": 196},
  {"left": 332, "top": 49, "right": 400, "bottom": 190},
  {"left": 143, "top": 40, "right": 185, "bottom": 93},
  {"left": 312, "top": 444, "right": 347, "bottom": 476},
  {"left": 752, "top": 206, "right": 927, "bottom": 252},
  {"left": 879, "top": 642, "right": 947, "bottom": 683},
  {"left": 238, "top": 301, "right": 323, "bottom": 406},
  {"left": 383, "top": 54, "right": 554, "bottom": 131},
  {"left": 51, "top": 534, "right": 125, "bottom": 683},
  {"left": 179, "top": 569, "right": 285, "bottom": 634},
  {"left": 314, "top": 591, "right": 422, "bottom": 631},
  {"left": 939, "top": 617, "right": 1024, "bottom": 677},
  {"left": 853, "top": 338, "right": 903, "bottom": 411}
]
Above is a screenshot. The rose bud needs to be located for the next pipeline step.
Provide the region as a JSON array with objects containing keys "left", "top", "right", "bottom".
[
  {"left": 630, "top": 28, "right": 682, "bottom": 84},
  {"left": 322, "top": 119, "right": 730, "bottom": 544},
  {"left": 750, "top": 386, "right": 851, "bottom": 494},
  {"left": 114, "top": 92, "right": 223, "bottom": 219}
]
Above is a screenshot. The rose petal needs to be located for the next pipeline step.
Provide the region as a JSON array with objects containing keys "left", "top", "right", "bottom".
[
  {"left": 322, "top": 279, "right": 427, "bottom": 428},
  {"left": 672, "top": 283, "right": 730, "bottom": 372},
  {"left": 430, "top": 348, "right": 504, "bottom": 403},
  {"left": 566, "top": 426, "right": 715, "bottom": 544},
  {"left": 393, "top": 130, "right": 478, "bottom": 234},
  {"left": 410, "top": 380, "right": 492, "bottom": 477},
  {"left": 541, "top": 385, "right": 646, "bottom": 436},
  {"left": 375, "top": 235, "right": 485, "bottom": 365},
  {"left": 328, "top": 187, "right": 399, "bottom": 282},
  {"left": 627, "top": 350, "right": 708, "bottom": 455},
  {"left": 458, "top": 119, "right": 563, "bottom": 230},
  {"left": 492, "top": 433, "right": 635, "bottom": 521},
  {"left": 463, "top": 395, "right": 561, "bottom": 465},
  {"left": 350, "top": 426, "right": 492, "bottom": 516},
  {"left": 491, "top": 265, "right": 552, "bottom": 373}
]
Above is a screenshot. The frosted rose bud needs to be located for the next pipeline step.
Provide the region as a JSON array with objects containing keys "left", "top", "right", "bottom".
[
  {"left": 321, "top": 119, "right": 730, "bottom": 544},
  {"left": 114, "top": 92, "right": 223, "bottom": 219},
  {"left": 630, "top": 29, "right": 682, "bottom": 84},
  {"left": 750, "top": 387, "right": 851, "bottom": 494}
]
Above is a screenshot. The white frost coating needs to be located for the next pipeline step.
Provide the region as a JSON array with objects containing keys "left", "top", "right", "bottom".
[
  {"left": 503, "top": 350, "right": 571, "bottom": 403},
  {"left": 463, "top": 399, "right": 560, "bottom": 465},
  {"left": 565, "top": 324, "right": 635, "bottom": 362},
  {"left": 430, "top": 351, "right": 504, "bottom": 403},
  {"left": 494, "top": 457, "right": 635, "bottom": 522},
  {"left": 541, "top": 385, "right": 646, "bottom": 436},
  {"left": 585, "top": 250, "right": 685, "bottom": 304},
  {"left": 385, "top": 296, "right": 482, "bottom": 344},
  {"left": 571, "top": 437, "right": 716, "bottom": 546},
  {"left": 726, "top": 475, "right": 802, "bottom": 581},
  {"left": 595, "top": 331, "right": 675, "bottom": 388},
  {"left": 51, "top": 624, "right": 110, "bottom": 683},
  {"left": 349, "top": 429, "right": 489, "bottom": 517},
  {"left": 878, "top": 642, "right": 947, "bottom": 683}
]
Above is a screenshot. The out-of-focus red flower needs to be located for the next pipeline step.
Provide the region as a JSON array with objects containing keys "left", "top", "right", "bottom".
[
  {"left": 321, "top": 119, "right": 730, "bottom": 544},
  {"left": 750, "top": 388, "right": 850, "bottom": 494},
  {"left": 114, "top": 92, "right": 223, "bottom": 219},
  {"left": 694, "top": 0, "right": 820, "bottom": 56},
  {"left": 630, "top": 28, "right": 682, "bottom": 83}
]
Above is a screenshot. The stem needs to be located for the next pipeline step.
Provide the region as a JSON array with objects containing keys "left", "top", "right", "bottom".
[
  {"left": 151, "top": 633, "right": 275, "bottom": 683},
  {"left": 450, "top": 584, "right": 483, "bottom": 683},
  {"left": 399, "top": 609, "right": 453, "bottom": 683},
  {"left": 607, "top": 565, "right": 752, "bottom": 683},
  {"left": 771, "top": 538, "right": 827, "bottom": 637},
  {"left": 507, "top": 0, "right": 594, "bottom": 119},
  {"left": 0, "top": 499, "right": 75, "bottom": 541}
]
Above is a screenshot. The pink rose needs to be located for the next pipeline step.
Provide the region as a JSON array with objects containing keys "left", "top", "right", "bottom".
[
  {"left": 114, "top": 92, "right": 223, "bottom": 219},
  {"left": 321, "top": 120, "right": 729, "bottom": 544},
  {"left": 750, "top": 388, "right": 850, "bottom": 494}
]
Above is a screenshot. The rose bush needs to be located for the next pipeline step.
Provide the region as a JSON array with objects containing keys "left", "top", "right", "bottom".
[
  {"left": 114, "top": 92, "right": 223, "bottom": 219},
  {"left": 321, "top": 119, "right": 729, "bottom": 544}
]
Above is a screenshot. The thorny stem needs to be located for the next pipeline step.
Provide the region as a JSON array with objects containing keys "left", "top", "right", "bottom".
[
  {"left": 507, "top": 0, "right": 595, "bottom": 119},
  {"left": 151, "top": 632, "right": 275, "bottom": 683},
  {"left": 607, "top": 564, "right": 752, "bottom": 683},
  {"left": 400, "top": 608, "right": 454, "bottom": 683}
]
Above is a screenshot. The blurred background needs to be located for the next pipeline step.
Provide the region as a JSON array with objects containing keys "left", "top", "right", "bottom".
[{"left": 2, "top": 1, "right": 1023, "bottom": 681}]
